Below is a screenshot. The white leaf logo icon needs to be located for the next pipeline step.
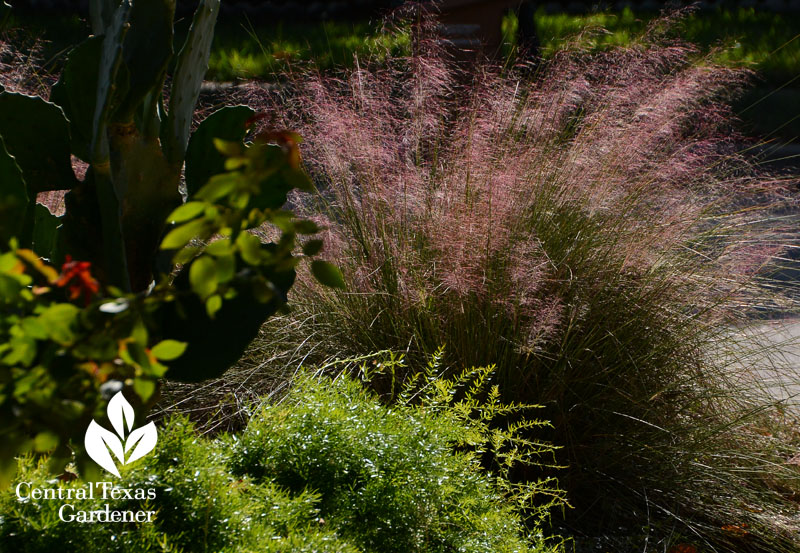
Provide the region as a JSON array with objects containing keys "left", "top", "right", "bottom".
[{"left": 85, "top": 392, "right": 157, "bottom": 477}]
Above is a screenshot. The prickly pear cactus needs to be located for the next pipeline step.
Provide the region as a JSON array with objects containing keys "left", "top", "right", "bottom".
[
  {"left": 0, "top": 1, "right": 347, "bottom": 484},
  {"left": 1, "top": 0, "right": 222, "bottom": 292},
  {"left": 0, "top": 0, "right": 341, "bottom": 384}
]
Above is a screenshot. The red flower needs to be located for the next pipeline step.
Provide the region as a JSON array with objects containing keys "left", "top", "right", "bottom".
[{"left": 55, "top": 255, "right": 100, "bottom": 306}]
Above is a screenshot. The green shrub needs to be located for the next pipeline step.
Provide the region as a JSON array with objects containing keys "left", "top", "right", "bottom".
[
  {"left": 1, "top": 370, "right": 562, "bottom": 553},
  {"left": 231, "top": 361, "right": 563, "bottom": 553},
  {"left": 1, "top": 416, "right": 356, "bottom": 553}
]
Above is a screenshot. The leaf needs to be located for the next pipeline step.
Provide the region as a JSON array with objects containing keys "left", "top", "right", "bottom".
[
  {"left": 294, "top": 220, "right": 320, "bottom": 235},
  {"left": 204, "top": 238, "right": 233, "bottom": 257},
  {"left": 33, "top": 431, "right": 59, "bottom": 453},
  {"left": 0, "top": 251, "right": 20, "bottom": 272},
  {"left": 2, "top": 336, "right": 36, "bottom": 366},
  {"left": 38, "top": 304, "right": 80, "bottom": 345},
  {"left": 205, "top": 294, "right": 222, "bottom": 318},
  {"left": 283, "top": 166, "right": 313, "bottom": 192},
  {"left": 61, "top": 4, "right": 132, "bottom": 289},
  {"left": 0, "top": 92, "right": 78, "bottom": 193},
  {"left": 150, "top": 361, "right": 168, "bottom": 378},
  {"left": 302, "top": 239, "right": 324, "bottom": 256},
  {"left": 194, "top": 172, "right": 240, "bottom": 202},
  {"left": 173, "top": 245, "right": 202, "bottom": 265},
  {"left": 236, "top": 232, "right": 265, "bottom": 265},
  {"left": 214, "top": 254, "right": 235, "bottom": 283},
  {"left": 127, "top": 341, "right": 151, "bottom": 370},
  {"left": 151, "top": 339, "right": 187, "bottom": 361},
  {"left": 132, "top": 378, "right": 156, "bottom": 403},
  {"left": 189, "top": 255, "right": 218, "bottom": 298},
  {"left": 311, "top": 260, "right": 346, "bottom": 289},
  {"left": 15, "top": 249, "right": 58, "bottom": 282},
  {"left": 0, "top": 274, "right": 23, "bottom": 303},
  {"left": 50, "top": 36, "right": 104, "bottom": 162},
  {"left": 0, "top": 134, "right": 28, "bottom": 246},
  {"left": 161, "top": 218, "right": 207, "bottom": 251},
  {"left": 214, "top": 138, "right": 244, "bottom": 157},
  {"left": 185, "top": 106, "right": 254, "bottom": 197},
  {"left": 31, "top": 203, "right": 62, "bottom": 261},
  {"left": 131, "top": 318, "right": 148, "bottom": 346},
  {"left": 116, "top": 0, "right": 174, "bottom": 120},
  {"left": 167, "top": 201, "right": 206, "bottom": 223},
  {"left": 91, "top": 0, "right": 130, "bottom": 159},
  {"left": 99, "top": 298, "right": 130, "bottom": 313},
  {"left": 19, "top": 316, "right": 48, "bottom": 340},
  {"left": 164, "top": 0, "right": 221, "bottom": 165}
]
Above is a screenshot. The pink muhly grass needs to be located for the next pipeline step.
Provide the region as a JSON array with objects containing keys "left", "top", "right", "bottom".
[
  {"left": 0, "top": 33, "right": 51, "bottom": 98},
  {"left": 239, "top": 15, "right": 794, "bottom": 353},
  {"left": 241, "top": 10, "right": 800, "bottom": 548}
]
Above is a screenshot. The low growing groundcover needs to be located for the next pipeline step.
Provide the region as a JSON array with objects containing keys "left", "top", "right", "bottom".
[{"left": 0, "top": 372, "right": 562, "bottom": 553}]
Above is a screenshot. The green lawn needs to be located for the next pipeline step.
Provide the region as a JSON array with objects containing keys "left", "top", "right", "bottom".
[
  {"left": 206, "top": 19, "right": 410, "bottom": 80},
  {"left": 530, "top": 7, "right": 800, "bottom": 84}
]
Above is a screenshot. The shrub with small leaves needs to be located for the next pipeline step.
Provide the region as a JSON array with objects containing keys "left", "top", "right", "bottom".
[
  {"left": 1, "top": 369, "right": 563, "bottom": 553},
  {"left": 231, "top": 356, "right": 565, "bottom": 553},
  {"left": 0, "top": 417, "right": 358, "bottom": 553}
]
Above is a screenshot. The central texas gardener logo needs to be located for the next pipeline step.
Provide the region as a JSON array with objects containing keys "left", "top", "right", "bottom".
[{"left": 84, "top": 392, "right": 157, "bottom": 477}]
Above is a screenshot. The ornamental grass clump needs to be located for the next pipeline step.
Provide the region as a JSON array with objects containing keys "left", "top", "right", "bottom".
[{"left": 236, "top": 12, "right": 800, "bottom": 551}]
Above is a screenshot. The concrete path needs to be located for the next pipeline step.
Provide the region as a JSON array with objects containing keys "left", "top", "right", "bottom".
[{"left": 724, "top": 319, "right": 800, "bottom": 407}]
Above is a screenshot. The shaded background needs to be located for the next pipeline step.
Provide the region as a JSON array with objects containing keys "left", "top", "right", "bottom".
[{"left": 5, "top": 1, "right": 798, "bottom": 148}]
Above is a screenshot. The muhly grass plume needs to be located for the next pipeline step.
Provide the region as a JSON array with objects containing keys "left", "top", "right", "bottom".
[
  {"left": 227, "top": 12, "right": 800, "bottom": 551},
  {"left": 0, "top": 32, "right": 50, "bottom": 97}
]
